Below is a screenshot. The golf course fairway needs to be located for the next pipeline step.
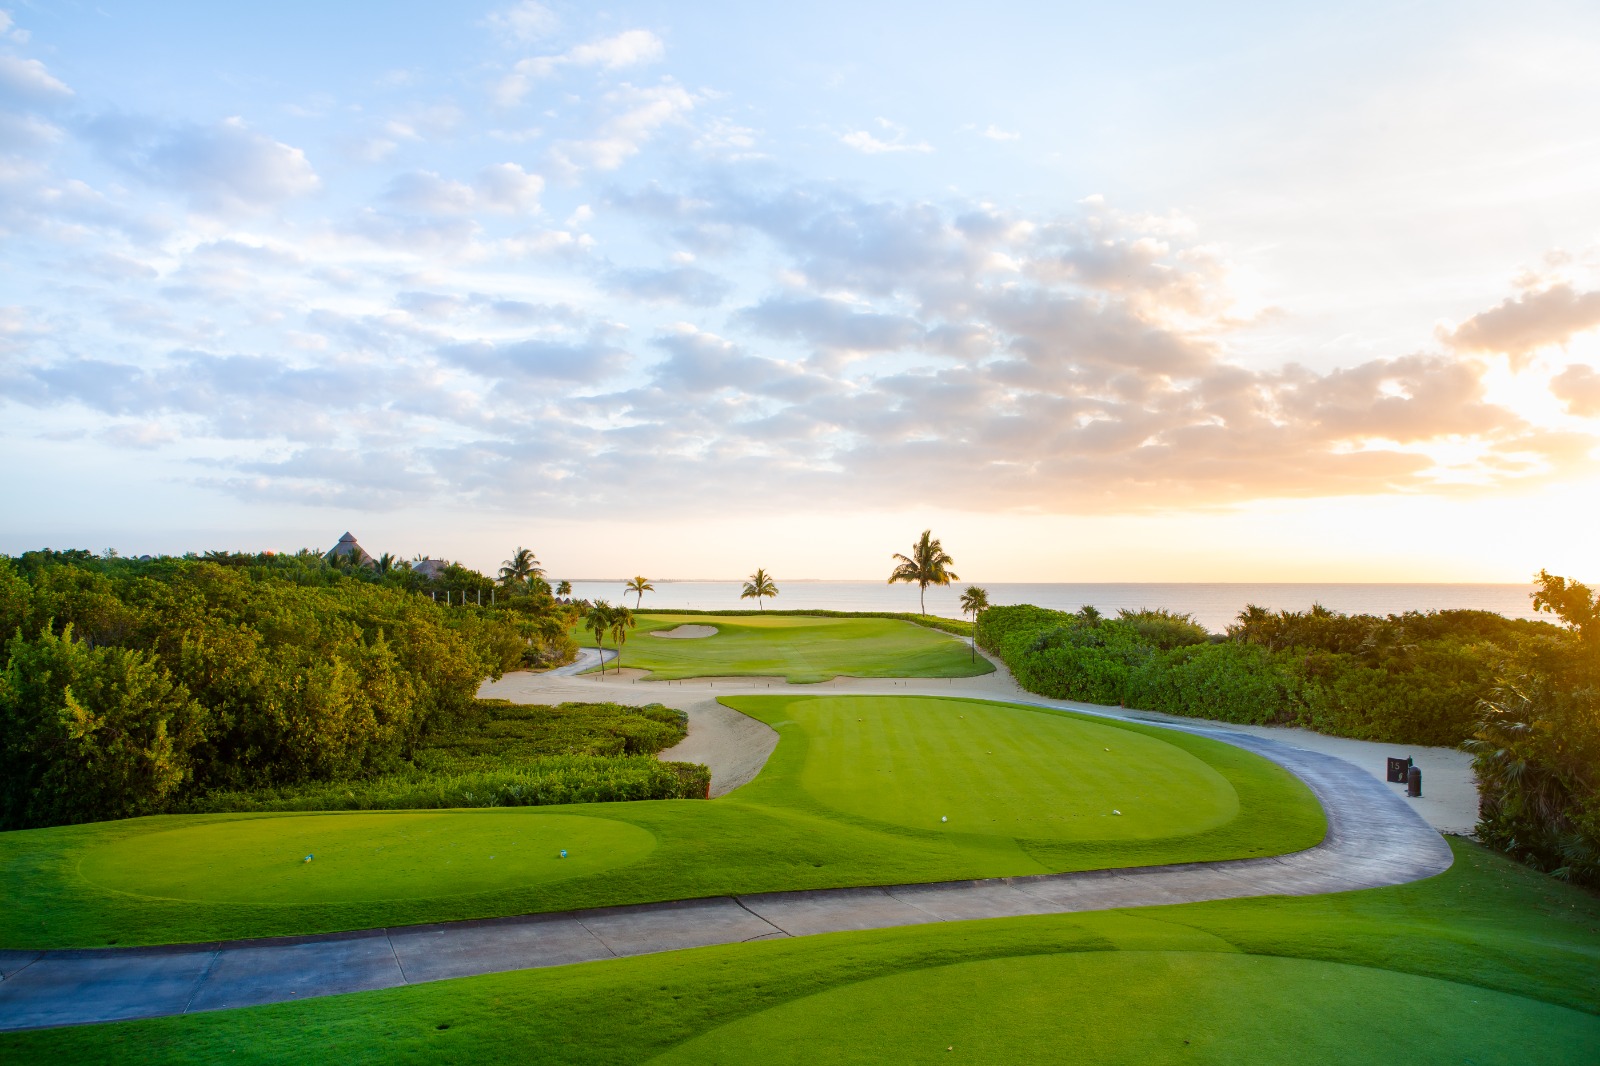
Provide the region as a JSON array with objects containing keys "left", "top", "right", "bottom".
[
  {"left": 2, "top": 694, "right": 1321, "bottom": 948},
  {"left": 651, "top": 951, "right": 1600, "bottom": 1065},
  {"left": 583, "top": 614, "right": 993, "bottom": 682}
]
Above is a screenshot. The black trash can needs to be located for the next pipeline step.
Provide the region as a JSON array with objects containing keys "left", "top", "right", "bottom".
[{"left": 1407, "top": 765, "right": 1422, "bottom": 798}]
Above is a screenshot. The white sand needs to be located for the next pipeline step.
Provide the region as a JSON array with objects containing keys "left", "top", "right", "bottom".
[
  {"left": 649, "top": 624, "right": 718, "bottom": 639},
  {"left": 478, "top": 643, "right": 1480, "bottom": 832}
]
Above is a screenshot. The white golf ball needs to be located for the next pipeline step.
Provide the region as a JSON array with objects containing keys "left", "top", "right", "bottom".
[{"left": 941, "top": 816, "right": 948, "bottom": 823}]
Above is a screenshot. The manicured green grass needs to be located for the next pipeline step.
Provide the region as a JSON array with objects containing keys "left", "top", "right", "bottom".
[
  {"left": 7, "top": 840, "right": 1597, "bottom": 1064},
  {"left": 77, "top": 811, "right": 656, "bottom": 904},
  {"left": 0, "top": 695, "right": 1322, "bottom": 948},
  {"left": 585, "top": 614, "right": 994, "bottom": 682},
  {"left": 655, "top": 952, "right": 1597, "bottom": 1065}
]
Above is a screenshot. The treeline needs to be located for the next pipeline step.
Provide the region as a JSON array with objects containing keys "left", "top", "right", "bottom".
[
  {"left": 977, "top": 578, "right": 1600, "bottom": 886},
  {"left": 0, "top": 551, "right": 578, "bottom": 829}
]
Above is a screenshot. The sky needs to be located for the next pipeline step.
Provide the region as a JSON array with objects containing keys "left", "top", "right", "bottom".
[{"left": 2, "top": 0, "right": 1599, "bottom": 581}]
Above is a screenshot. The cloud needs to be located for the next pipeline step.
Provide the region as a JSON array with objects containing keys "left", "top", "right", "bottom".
[
  {"left": 739, "top": 295, "right": 924, "bottom": 354},
  {"left": 0, "top": 55, "right": 72, "bottom": 104},
  {"left": 1443, "top": 282, "right": 1600, "bottom": 358},
  {"left": 605, "top": 264, "right": 731, "bottom": 306},
  {"left": 496, "top": 29, "right": 665, "bottom": 105},
  {"left": 483, "top": 1, "right": 558, "bottom": 44},
  {"left": 384, "top": 163, "right": 542, "bottom": 215},
  {"left": 841, "top": 119, "right": 931, "bottom": 155},
  {"left": 550, "top": 80, "right": 695, "bottom": 175},
  {"left": 979, "top": 124, "right": 1019, "bottom": 141},
  {"left": 440, "top": 334, "right": 631, "bottom": 384},
  {"left": 1552, "top": 363, "right": 1600, "bottom": 417},
  {"left": 82, "top": 114, "right": 320, "bottom": 212}
]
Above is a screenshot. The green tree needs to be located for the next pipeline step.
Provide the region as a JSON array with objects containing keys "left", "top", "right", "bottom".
[
  {"left": 959, "top": 585, "right": 990, "bottom": 662},
  {"left": 556, "top": 580, "right": 572, "bottom": 598},
  {"left": 610, "top": 604, "right": 637, "bottom": 670},
  {"left": 586, "top": 600, "right": 615, "bottom": 676},
  {"left": 374, "top": 552, "right": 402, "bottom": 575},
  {"left": 888, "top": 530, "right": 959, "bottom": 615},
  {"left": 624, "top": 576, "right": 654, "bottom": 610},
  {"left": 499, "top": 547, "right": 543, "bottom": 586},
  {"left": 0, "top": 624, "right": 205, "bottom": 828},
  {"left": 741, "top": 568, "right": 778, "bottom": 611},
  {"left": 1532, "top": 569, "right": 1600, "bottom": 647}
]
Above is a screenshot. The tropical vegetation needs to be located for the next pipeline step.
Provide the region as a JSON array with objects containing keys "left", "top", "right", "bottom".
[
  {"left": 0, "top": 548, "right": 579, "bottom": 830},
  {"left": 624, "top": 576, "right": 653, "bottom": 609},
  {"left": 740, "top": 567, "right": 779, "bottom": 610},
  {"left": 888, "top": 530, "right": 958, "bottom": 615}
]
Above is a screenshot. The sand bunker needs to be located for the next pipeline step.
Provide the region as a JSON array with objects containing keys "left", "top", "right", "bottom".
[{"left": 651, "top": 624, "right": 717, "bottom": 639}]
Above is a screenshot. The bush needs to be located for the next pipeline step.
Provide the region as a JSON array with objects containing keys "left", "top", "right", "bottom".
[
  {"left": 0, "top": 625, "right": 204, "bottom": 827},
  {"left": 978, "top": 601, "right": 1552, "bottom": 746},
  {"left": 178, "top": 757, "right": 710, "bottom": 813}
]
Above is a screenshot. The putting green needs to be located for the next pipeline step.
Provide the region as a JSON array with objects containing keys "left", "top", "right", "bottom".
[
  {"left": 585, "top": 614, "right": 992, "bottom": 682},
  {"left": 788, "top": 696, "right": 1236, "bottom": 839},
  {"left": 650, "top": 951, "right": 1600, "bottom": 1065},
  {"left": 76, "top": 811, "right": 656, "bottom": 904}
]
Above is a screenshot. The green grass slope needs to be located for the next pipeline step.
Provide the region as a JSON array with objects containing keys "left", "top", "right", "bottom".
[
  {"left": 0, "top": 695, "right": 1322, "bottom": 948},
  {"left": 7, "top": 840, "right": 1596, "bottom": 1064},
  {"left": 584, "top": 614, "right": 994, "bottom": 682}
]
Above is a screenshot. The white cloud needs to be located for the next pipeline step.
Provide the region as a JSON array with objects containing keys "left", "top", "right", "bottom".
[
  {"left": 83, "top": 114, "right": 320, "bottom": 212},
  {"left": 550, "top": 80, "right": 695, "bottom": 175},
  {"left": 979, "top": 124, "right": 1019, "bottom": 141},
  {"left": 496, "top": 29, "right": 665, "bottom": 105},
  {"left": 476, "top": 162, "right": 544, "bottom": 213},
  {"left": 0, "top": 54, "right": 72, "bottom": 103},
  {"left": 840, "top": 120, "right": 932, "bottom": 155},
  {"left": 484, "top": 1, "right": 558, "bottom": 44}
]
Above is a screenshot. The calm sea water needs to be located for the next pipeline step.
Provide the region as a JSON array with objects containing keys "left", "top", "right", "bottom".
[{"left": 562, "top": 581, "right": 1541, "bottom": 634}]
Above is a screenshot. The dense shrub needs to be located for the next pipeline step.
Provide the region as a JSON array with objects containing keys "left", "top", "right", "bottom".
[
  {"left": 178, "top": 757, "right": 710, "bottom": 813},
  {"left": 977, "top": 601, "right": 1561, "bottom": 746},
  {"left": 1466, "top": 572, "right": 1600, "bottom": 888},
  {"left": 0, "top": 552, "right": 578, "bottom": 828},
  {"left": 178, "top": 699, "right": 703, "bottom": 813}
]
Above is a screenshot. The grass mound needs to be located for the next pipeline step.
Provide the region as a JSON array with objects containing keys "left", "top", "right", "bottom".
[
  {"left": 654, "top": 951, "right": 1600, "bottom": 1065},
  {"left": 78, "top": 811, "right": 655, "bottom": 904},
  {"left": 791, "top": 695, "right": 1236, "bottom": 840},
  {"left": 585, "top": 614, "right": 994, "bottom": 682}
]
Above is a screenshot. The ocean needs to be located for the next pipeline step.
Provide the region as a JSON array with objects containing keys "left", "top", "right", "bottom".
[{"left": 560, "top": 581, "right": 1542, "bottom": 634}]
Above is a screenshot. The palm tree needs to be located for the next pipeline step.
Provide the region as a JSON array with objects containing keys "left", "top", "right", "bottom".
[
  {"left": 625, "top": 576, "right": 654, "bottom": 609},
  {"left": 557, "top": 580, "right": 572, "bottom": 598},
  {"left": 741, "top": 568, "right": 779, "bottom": 611},
  {"left": 586, "top": 600, "right": 614, "bottom": 675},
  {"left": 610, "top": 604, "right": 637, "bottom": 670},
  {"left": 499, "top": 546, "right": 543, "bottom": 586},
  {"left": 375, "top": 552, "right": 403, "bottom": 575},
  {"left": 959, "top": 585, "right": 990, "bottom": 662},
  {"left": 888, "top": 530, "right": 959, "bottom": 615}
]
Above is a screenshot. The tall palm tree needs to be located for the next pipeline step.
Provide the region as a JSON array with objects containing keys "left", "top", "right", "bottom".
[
  {"left": 585, "top": 600, "right": 614, "bottom": 675},
  {"left": 499, "top": 546, "right": 543, "bottom": 586},
  {"left": 959, "top": 585, "right": 990, "bottom": 662},
  {"left": 609, "top": 604, "right": 636, "bottom": 670},
  {"left": 557, "top": 580, "right": 572, "bottom": 598},
  {"left": 741, "top": 568, "right": 779, "bottom": 611},
  {"left": 625, "top": 576, "right": 654, "bottom": 609},
  {"left": 888, "top": 530, "right": 959, "bottom": 615}
]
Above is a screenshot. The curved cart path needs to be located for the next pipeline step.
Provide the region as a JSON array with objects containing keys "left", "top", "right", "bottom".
[{"left": 0, "top": 655, "right": 1455, "bottom": 1032}]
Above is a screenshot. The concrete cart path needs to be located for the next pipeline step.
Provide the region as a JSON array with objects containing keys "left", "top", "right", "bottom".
[{"left": 0, "top": 711, "right": 1452, "bottom": 1032}]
